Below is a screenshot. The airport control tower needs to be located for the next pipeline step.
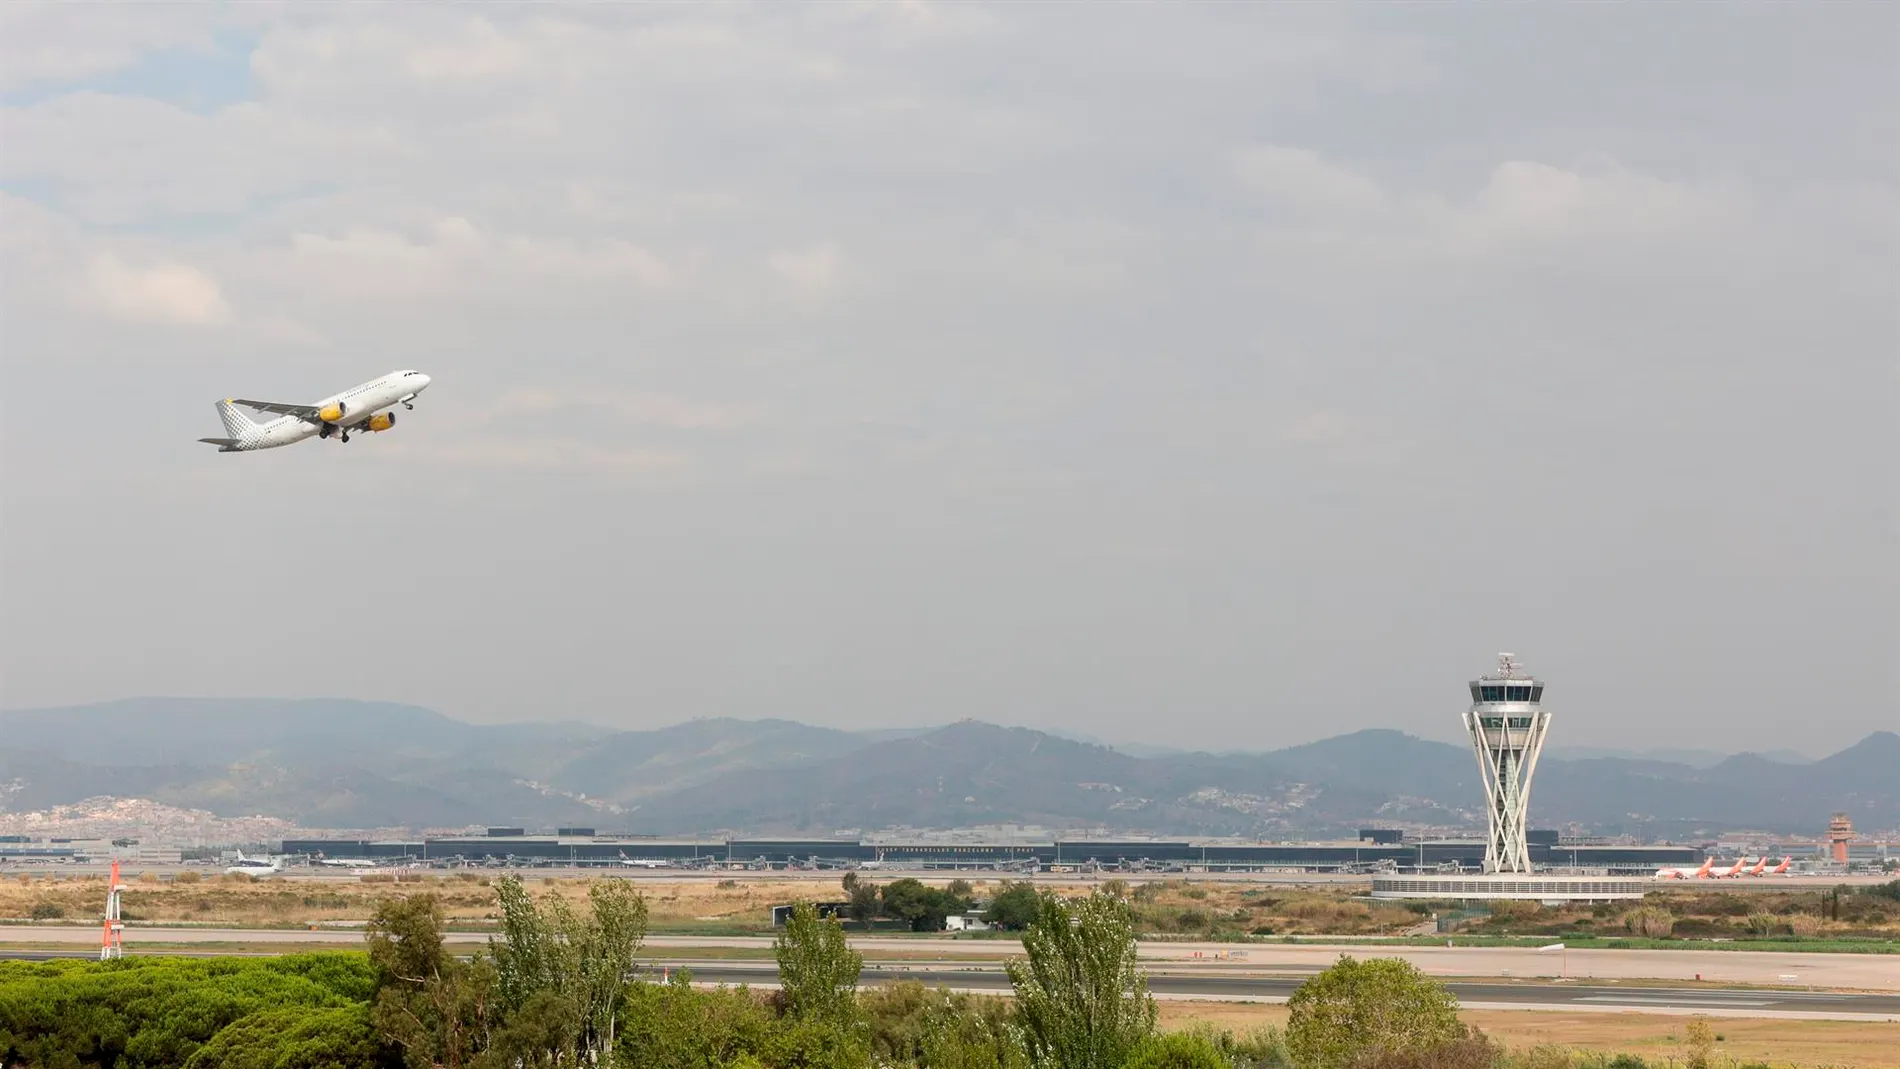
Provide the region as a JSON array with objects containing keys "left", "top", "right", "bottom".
[{"left": 1463, "top": 653, "right": 1552, "bottom": 874}]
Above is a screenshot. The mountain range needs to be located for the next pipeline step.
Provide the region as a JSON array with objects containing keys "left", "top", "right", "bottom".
[{"left": 1, "top": 698, "right": 1894, "bottom": 838}]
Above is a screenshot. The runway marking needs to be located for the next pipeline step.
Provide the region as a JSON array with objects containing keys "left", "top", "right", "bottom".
[{"left": 1576, "top": 995, "right": 1774, "bottom": 1007}]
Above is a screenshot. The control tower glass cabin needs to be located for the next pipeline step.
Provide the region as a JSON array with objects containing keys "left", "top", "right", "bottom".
[{"left": 1462, "top": 654, "right": 1551, "bottom": 874}]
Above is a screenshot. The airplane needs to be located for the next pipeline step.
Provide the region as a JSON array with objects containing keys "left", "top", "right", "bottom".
[
  {"left": 618, "top": 852, "right": 670, "bottom": 869},
  {"left": 198, "top": 369, "right": 432, "bottom": 452},
  {"left": 224, "top": 850, "right": 282, "bottom": 878},
  {"left": 1751, "top": 857, "right": 1793, "bottom": 877},
  {"left": 1715, "top": 858, "right": 1749, "bottom": 878},
  {"left": 1655, "top": 858, "right": 1715, "bottom": 880}
]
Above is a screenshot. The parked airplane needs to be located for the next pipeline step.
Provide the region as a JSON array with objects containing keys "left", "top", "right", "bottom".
[
  {"left": 199, "top": 370, "right": 431, "bottom": 452},
  {"left": 224, "top": 850, "right": 282, "bottom": 877},
  {"left": 1655, "top": 858, "right": 1715, "bottom": 880},
  {"left": 1752, "top": 857, "right": 1794, "bottom": 877},
  {"left": 618, "top": 852, "right": 670, "bottom": 869},
  {"left": 1715, "top": 858, "right": 1749, "bottom": 878}
]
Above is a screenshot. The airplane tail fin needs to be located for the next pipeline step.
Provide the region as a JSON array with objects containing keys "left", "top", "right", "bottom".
[{"left": 216, "top": 399, "right": 257, "bottom": 438}]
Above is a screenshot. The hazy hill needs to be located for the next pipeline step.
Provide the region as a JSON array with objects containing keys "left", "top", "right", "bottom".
[
  {"left": 615, "top": 722, "right": 1469, "bottom": 836},
  {"left": 1, "top": 700, "right": 1893, "bottom": 836},
  {"left": 554, "top": 718, "right": 885, "bottom": 805},
  {"left": 0, "top": 697, "right": 607, "bottom": 771}
]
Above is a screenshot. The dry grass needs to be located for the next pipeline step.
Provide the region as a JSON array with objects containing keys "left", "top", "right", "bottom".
[
  {"left": 1157, "top": 1002, "right": 1900, "bottom": 1068},
  {"left": 0, "top": 874, "right": 906, "bottom": 930},
  {"left": 1123, "top": 880, "right": 1423, "bottom": 937},
  {"left": 4, "top": 873, "right": 1891, "bottom": 946}
]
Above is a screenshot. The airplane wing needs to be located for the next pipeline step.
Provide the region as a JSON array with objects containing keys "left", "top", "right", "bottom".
[{"left": 232, "top": 398, "right": 323, "bottom": 420}]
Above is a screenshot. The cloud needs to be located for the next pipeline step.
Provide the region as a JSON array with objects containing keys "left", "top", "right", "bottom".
[
  {"left": 0, "top": 5, "right": 1892, "bottom": 753},
  {"left": 0, "top": 5, "right": 221, "bottom": 92},
  {"left": 765, "top": 243, "right": 845, "bottom": 296},
  {"left": 488, "top": 390, "right": 760, "bottom": 433},
  {"left": 1238, "top": 145, "right": 1750, "bottom": 260},
  {"left": 280, "top": 217, "right": 675, "bottom": 303},
  {"left": 86, "top": 253, "right": 232, "bottom": 326}
]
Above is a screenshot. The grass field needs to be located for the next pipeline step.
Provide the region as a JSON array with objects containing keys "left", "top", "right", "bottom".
[
  {"left": 3, "top": 872, "right": 1894, "bottom": 953},
  {"left": 1158, "top": 1002, "right": 1900, "bottom": 1069}
]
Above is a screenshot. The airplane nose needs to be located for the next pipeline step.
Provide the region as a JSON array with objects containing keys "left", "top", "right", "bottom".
[{"left": 416, "top": 374, "right": 431, "bottom": 389}]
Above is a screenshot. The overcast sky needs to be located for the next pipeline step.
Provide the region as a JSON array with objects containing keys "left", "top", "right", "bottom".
[{"left": 2, "top": 4, "right": 1894, "bottom": 756}]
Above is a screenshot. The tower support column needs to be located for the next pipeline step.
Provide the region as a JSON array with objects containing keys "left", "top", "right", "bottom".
[{"left": 1462, "top": 653, "right": 1551, "bottom": 875}]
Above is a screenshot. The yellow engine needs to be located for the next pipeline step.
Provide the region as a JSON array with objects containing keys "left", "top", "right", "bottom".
[
  {"left": 366, "top": 412, "right": 397, "bottom": 432},
  {"left": 318, "top": 402, "right": 347, "bottom": 423}
]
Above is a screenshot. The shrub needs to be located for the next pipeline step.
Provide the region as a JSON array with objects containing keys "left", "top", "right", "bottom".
[
  {"left": 1622, "top": 907, "right": 1674, "bottom": 939},
  {"left": 1743, "top": 912, "right": 1778, "bottom": 936},
  {"left": 28, "top": 902, "right": 65, "bottom": 920},
  {"left": 1286, "top": 956, "right": 1466, "bottom": 1069},
  {"left": 1486, "top": 901, "right": 1540, "bottom": 923},
  {"left": 1683, "top": 1017, "right": 1715, "bottom": 1069},
  {"left": 1224, "top": 1026, "right": 1291, "bottom": 1069},
  {"left": 1786, "top": 913, "right": 1822, "bottom": 937},
  {"left": 1122, "top": 1031, "right": 1230, "bottom": 1069},
  {"left": 1347, "top": 1034, "right": 1502, "bottom": 1069}
]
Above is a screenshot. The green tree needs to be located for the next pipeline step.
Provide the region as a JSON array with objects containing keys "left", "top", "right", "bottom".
[
  {"left": 1005, "top": 890, "right": 1155, "bottom": 1069},
  {"left": 616, "top": 977, "right": 777, "bottom": 1069},
  {"left": 367, "top": 893, "right": 498, "bottom": 1069},
  {"left": 983, "top": 882, "right": 1041, "bottom": 931},
  {"left": 774, "top": 900, "right": 863, "bottom": 1022},
  {"left": 845, "top": 877, "right": 883, "bottom": 929},
  {"left": 880, "top": 878, "right": 954, "bottom": 932},
  {"left": 0, "top": 953, "right": 380, "bottom": 1069},
  {"left": 182, "top": 1005, "right": 391, "bottom": 1069},
  {"left": 487, "top": 875, "right": 649, "bottom": 1067},
  {"left": 1284, "top": 956, "right": 1466, "bottom": 1069}
]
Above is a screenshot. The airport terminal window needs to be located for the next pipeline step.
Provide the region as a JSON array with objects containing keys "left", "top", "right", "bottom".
[
  {"left": 1509, "top": 717, "right": 1532, "bottom": 729},
  {"left": 1530, "top": 685, "right": 1543, "bottom": 701},
  {"left": 1470, "top": 685, "right": 1482, "bottom": 702},
  {"left": 1481, "top": 717, "right": 1504, "bottom": 730}
]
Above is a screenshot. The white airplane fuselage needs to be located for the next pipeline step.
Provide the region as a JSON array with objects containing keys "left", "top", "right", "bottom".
[
  {"left": 225, "top": 850, "right": 282, "bottom": 877},
  {"left": 205, "top": 370, "right": 432, "bottom": 452}
]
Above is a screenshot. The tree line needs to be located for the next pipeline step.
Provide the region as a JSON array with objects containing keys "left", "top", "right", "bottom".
[{"left": 0, "top": 876, "right": 1771, "bottom": 1069}]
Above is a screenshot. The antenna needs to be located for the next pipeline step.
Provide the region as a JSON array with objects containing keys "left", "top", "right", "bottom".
[{"left": 100, "top": 859, "right": 124, "bottom": 960}]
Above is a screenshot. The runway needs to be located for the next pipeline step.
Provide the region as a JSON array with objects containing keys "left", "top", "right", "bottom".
[
  {"left": 3, "top": 948, "right": 1890, "bottom": 1021},
  {"left": 651, "top": 962, "right": 1900, "bottom": 1020},
  {"left": 3, "top": 925, "right": 1894, "bottom": 993}
]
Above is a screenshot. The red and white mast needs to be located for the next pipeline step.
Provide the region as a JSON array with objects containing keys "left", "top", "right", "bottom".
[{"left": 100, "top": 859, "right": 124, "bottom": 960}]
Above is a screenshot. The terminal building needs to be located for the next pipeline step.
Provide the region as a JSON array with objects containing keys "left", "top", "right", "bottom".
[
  {"left": 281, "top": 830, "right": 1694, "bottom": 875},
  {"left": 279, "top": 656, "right": 1691, "bottom": 891}
]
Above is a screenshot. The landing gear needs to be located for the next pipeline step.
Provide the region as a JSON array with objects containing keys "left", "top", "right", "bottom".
[
  {"left": 341, "top": 429, "right": 351, "bottom": 443},
  {"left": 403, "top": 401, "right": 414, "bottom": 410}
]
